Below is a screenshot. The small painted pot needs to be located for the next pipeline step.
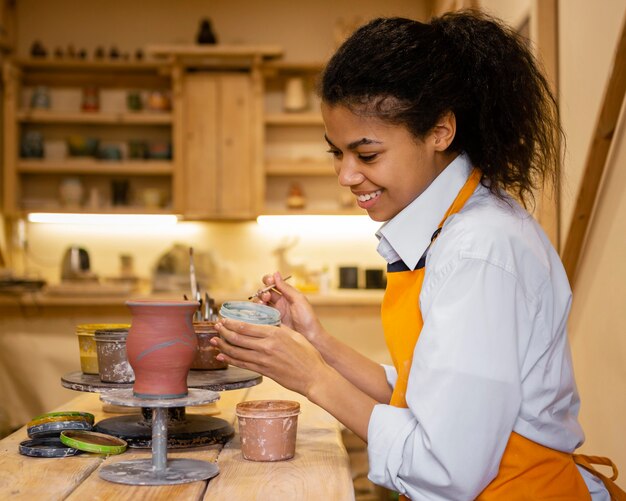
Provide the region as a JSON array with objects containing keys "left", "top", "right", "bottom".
[
  {"left": 125, "top": 300, "right": 199, "bottom": 399},
  {"left": 219, "top": 301, "right": 281, "bottom": 326},
  {"left": 236, "top": 400, "right": 300, "bottom": 461}
]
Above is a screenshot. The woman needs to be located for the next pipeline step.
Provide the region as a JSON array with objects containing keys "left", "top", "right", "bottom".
[{"left": 212, "top": 11, "right": 616, "bottom": 500}]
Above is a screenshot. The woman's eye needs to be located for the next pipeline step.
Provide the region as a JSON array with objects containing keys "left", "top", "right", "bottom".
[
  {"left": 326, "top": 149, "right": 342, "bottom": 159},
  {"left": 358, "top": 153, "right": 378, "bottom": 162}
]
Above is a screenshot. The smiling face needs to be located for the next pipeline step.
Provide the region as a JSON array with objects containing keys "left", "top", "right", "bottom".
[{"left": 322, "top": 103, "right": 455, "bottom": 222}]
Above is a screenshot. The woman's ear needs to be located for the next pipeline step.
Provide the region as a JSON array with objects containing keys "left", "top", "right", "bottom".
[{"left": 432, "top": 111, "right": 456, "bottom": 151}]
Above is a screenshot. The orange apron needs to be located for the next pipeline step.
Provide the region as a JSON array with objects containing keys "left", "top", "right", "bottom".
[{"left": 381, "top": 168, "right": 592, "bottom": 500}]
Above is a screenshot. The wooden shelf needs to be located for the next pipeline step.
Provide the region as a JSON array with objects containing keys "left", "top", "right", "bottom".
[
  {"left": 266, "top": 158, "right": 334, "bottom": 176},
  {"left": 265, "top": 112, "right": 323, "bottom": 125},
  {"left": 14, "top": 58, "right": 169, "bottom": 72},
  {"left": 18, "top": 159, "right": 173, "bottom": 175},
  {"left": 261, "top": 61, "right": 325, "bottom": 76},
  {"left": 17, "top": 109, "right": 173, "bottom": 124},
  {"left": 146, "top": 44, "right": 283, "bottom": 60}
]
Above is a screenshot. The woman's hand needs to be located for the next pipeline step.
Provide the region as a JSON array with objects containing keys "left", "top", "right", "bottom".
[
  {"left": 254, "top": 272, "right": 325, "bottom": 346},
  {"left": 211, "top": 317, "right": 328, "bottom": 397}
]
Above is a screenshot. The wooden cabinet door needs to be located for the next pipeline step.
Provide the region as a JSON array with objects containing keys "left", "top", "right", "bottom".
[{"left": 182, "top": 72, "right": 257, "bottom": 219}]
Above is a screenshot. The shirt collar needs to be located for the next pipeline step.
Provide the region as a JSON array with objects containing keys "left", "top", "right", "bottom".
[{"left": 375, "top": 153, "right": 473, "bottom": 269}]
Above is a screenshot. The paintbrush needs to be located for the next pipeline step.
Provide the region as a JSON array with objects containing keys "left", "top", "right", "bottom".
[
  {"left": 189, "top": 247, "right": 198, "bottom": 301},
  {"left": 248, "top": 275, "right": 292, "bottom": 300}
]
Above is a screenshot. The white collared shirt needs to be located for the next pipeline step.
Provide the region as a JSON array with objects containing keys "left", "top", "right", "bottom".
[{"left": 367, "top": 154, "right": 606, "bottom": 500}]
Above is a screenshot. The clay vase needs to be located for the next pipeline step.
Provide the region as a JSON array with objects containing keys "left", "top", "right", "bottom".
[{"left": 125, "top": 300, "right": 199, "bottom": 399}]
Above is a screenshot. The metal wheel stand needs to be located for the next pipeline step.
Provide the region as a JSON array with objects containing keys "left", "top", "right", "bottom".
[{"left": 99, "top": 389, "right": 220, "bottom": 485}]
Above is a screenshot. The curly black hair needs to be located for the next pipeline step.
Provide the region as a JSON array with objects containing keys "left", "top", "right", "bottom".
[{"left": 321, "top": 11, "right": 562, "bottom": 206}]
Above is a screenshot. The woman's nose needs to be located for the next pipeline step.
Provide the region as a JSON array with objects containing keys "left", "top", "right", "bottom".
[{"left": 336, "top": 158, "right": 365, "bottom": 187}]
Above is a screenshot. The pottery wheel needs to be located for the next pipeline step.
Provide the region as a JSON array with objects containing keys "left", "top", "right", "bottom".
[
  {"left": 99, "top": 390, "right": 220, "bottom": 486},
  {"left": 61, "top": 366, "right": 262, "bottom": 393},
  {"left": 60, "top": 367, "right": 262, "bottom": 448}
]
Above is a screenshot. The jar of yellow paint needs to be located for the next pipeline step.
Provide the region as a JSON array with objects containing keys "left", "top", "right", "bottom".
[{"left": 75, "top": 323, "right": 130, "bottom": 374}]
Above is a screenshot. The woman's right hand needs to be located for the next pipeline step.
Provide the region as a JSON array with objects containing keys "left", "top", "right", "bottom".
[{"left": 256, "top": 272, "right": 325, "bottom": 345}]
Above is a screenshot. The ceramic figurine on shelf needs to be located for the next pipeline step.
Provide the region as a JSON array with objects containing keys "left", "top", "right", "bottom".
[
  {"left": 196, "top": 18, "right": 218, "bottom": 44},
  {"left": 134, "top": 48, "right": 144, "bottom": 60},
  {"left": 109, "top": 46, "right": 120, "bottom": 59},
  {"left": 30, "top": 40, "right": 47, "bottom": 58},
  {"left": 78, "top": 48, "right": 87, "bottom": 59},
  {"left": 54, "top": 46, "right": 64, "bottom": 58},
  {"left": 66, "top": 44, "right": 76, "bottom": 58},
  {"left": 286, "top": 182, "right": 306, "bottom": 209},
  {"left": 94, "top": 46, "right": 105, "bottom": 59}
]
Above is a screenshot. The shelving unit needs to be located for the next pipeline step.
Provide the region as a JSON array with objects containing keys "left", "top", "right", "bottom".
[
  {"left": 3, "top": 58, "right": 177, "bottom": 216},
  {"left": 261, "top": 61, "right": 361, "bottom": 215}
]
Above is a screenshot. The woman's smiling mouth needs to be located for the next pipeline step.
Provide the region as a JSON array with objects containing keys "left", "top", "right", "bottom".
[{"left": 355, "top": 189, "right": 383, "bottom": 209}]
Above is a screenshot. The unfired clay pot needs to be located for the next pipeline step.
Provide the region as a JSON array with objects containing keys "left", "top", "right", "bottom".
[
  {"left": 125, "top": 300, "right": 199, "bottom": 399},
  {"left": 236, "top": 400, "right": 300, "bottom": 461}
]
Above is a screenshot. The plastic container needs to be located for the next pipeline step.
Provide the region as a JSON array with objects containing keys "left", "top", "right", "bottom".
[
  {"left": 75, "top": 323, "right": 130, "bottom": 374},
  {"left": 219, "top": 301, "right": 281, "bottom": 326},
  {"left": 235, "top": 400, "right": 300, "bottom": 462},
  {"left": 95, "top": 328, "right": 134, "bottom": 383},
  {"left": 191, "top": 321, "right": 228, "bottom": 370}
]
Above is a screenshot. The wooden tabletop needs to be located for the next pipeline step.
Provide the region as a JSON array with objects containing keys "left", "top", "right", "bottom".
[{"left": 0, "top": 378, "right": 355, "bottom": 500}]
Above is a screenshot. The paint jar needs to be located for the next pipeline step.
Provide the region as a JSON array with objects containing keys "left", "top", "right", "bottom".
[
  {"left": 76, "top": 323, "right": 130, "bottom": 374},
  {"left": 95, "top": 328, "right": 134, "bottom": 383},
  {"left": 191, "top": 321, "right": 228, "bottom": 370},
  {"left": 235, "top": 400, "right": 300, "bottom": 461},
  {"left": 219, "top": 301, "right": 281, "bottom": 326}
]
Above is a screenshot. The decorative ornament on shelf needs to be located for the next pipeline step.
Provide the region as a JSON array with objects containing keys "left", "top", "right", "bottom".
[
  {"left": 196, "top": 18, "right": 218, "bottom": 44},
  {"left": 286, "top": 182, "right": 306, "bottom": 209},
  {"left": 283, "top": 77, "right": 308, "bottom": 112},
  {"left": 81, "top": 87, "right": 100, "bottom": 112},
  {"left": 20, "top": 131, "right": 45, "bottom": 159},
  {"left": 30, "top": 86, "right": 51, "bottom": 110},
  {"left": 30, "top": 40, "right": 47, "bottom": 58},
  {"left": 59, "top": 177, "right": 84, "bottom": 207}
]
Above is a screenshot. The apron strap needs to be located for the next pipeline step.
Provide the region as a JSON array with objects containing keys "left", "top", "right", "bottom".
[{"left": 573, "top": 454, "right": 626, "bottom": 500}]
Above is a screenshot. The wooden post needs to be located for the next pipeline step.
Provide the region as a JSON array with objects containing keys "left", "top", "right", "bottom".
[{"left": 561, "top": 14, "right": 626, "bottom": 288}]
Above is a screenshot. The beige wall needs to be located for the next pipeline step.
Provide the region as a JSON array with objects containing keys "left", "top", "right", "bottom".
[
  {"left": 17, "top": 0, "right": 429, "bottom": 61},
  {"left": 482, "top": 0, "right": 626, "bottom": 484},
  {"left": 560, "top": 0, "right": 626, "bottom": 484}
]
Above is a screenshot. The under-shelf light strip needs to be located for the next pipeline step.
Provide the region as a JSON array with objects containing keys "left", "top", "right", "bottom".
[{"left": 27, "top": 213, "right": 179, "bottom": 225}]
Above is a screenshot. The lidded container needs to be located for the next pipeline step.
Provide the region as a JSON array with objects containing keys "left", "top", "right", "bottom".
[
  {"left": 219, "top": 301, "right": 281, "bottom": 326},
  {"left": 95, "top": 328, "right": 134, "bottom": 383},
  {"left": 75, "top": 323, "right": 130, "bottom": 374},
  {"left": 235, "top": 400, "right": 300, "bottom": 461},
  {"left": 191, "top": 321, "right": 228, "bottom": 370}
]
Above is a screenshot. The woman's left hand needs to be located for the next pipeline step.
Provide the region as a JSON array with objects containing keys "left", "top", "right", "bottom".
[{"left": 211, "top": 318, "right": 328, "bottom": 397}]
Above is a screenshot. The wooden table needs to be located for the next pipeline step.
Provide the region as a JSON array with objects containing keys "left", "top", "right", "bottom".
[{"left": 0, "top": 378, "right": 355, "bottom": 500}]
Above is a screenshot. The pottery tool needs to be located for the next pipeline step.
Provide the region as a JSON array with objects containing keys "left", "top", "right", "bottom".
[
  {"left": 189, "top": 247, "right": 198, "bottom": 300},
  {"left": 248, "top": 275, "right": 291, "bottom": 301}
]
